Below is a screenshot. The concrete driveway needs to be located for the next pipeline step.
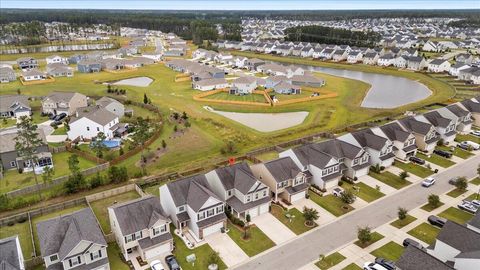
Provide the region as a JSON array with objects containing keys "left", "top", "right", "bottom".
[
  {"left": 205, "top": 232, "right": 248, "bottom": 267},
  {"left": 252, "top": 213, "right": 296, "bottom": 245}
]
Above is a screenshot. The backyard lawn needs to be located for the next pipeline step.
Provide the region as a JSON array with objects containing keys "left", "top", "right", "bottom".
[
  {"left": 107, "top": 243, "right": 130, "bottom": 270},
  {"left": 0, "top": 221, "right": 34, "bottom": 259},
  {"left": 227, "top": 223, "right": 275, "bottom": 257},
  {"left": 270, "top": 205, "right": 315, "bottom": 235},
  {"left": 315, "top": 252, "right": 346, "bottom": 270},
  {"left": 354, "top": 232, "right": 384, "bottom": 248},
  {"left": 390, "top": 215, "right": 417, "bottom": 229},
  {"left": 255, "top": 151, "right": 279, "bottom": 162},
  {"left": 342, "top": 263, "right": 362, "bottom": 270},
  {"left": 417, "top": 153, "right": 455, "bottom": 168},
  {"left": 204, "top": 91, "right": 268, "bottom": 103},
  {"left": 143, "top": 183, "right": 163, "bottom": 196},
  {"left": 370, "top": 241, "right": 405, "bottom": 261},
  {"left": 407, "top": 223, "right": 440, "bottom": 245},
  {"left": 437, "top": 145, "right": 473, "bottom": 159},
  {"left": 90, "top": 191, "right": 141, "bottom": 233},
  {"left": 394, "top": 161, "right": 433, "bottom": 178},
  {"left": 343, "top": 182, "right": 385, "bottom": 202},
  {"left": 438, "top": 207, "right": 474, "bottom": 224},
  {"left": 308, "top": 191, "right": 354, "bottom": 217},
  {"left": 369, "top": 172, "right": 411, "bottom": 189},
  {"left": 446, "top": 188, "right": 468, "bottom": 198}
]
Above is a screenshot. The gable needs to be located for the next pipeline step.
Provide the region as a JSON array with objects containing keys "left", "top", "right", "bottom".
[{"left": 198, "top": 196, "right": 222, "bottom": 211}]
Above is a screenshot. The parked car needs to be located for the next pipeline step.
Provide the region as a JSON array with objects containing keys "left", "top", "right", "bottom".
[
  {"left": 53, "top": 112, "right": 67, "bottom": 122},
  {"left": 332, "top": 187, "right": 344, "bottom": 197},
  {"left": 457, "top": 143, "right": 470, "bottom": 150},
  {"left": 409, "top": 156, "right": 425, "bottom": 165},
  {"left": 459, "top": 141, "right": 480, "bottom": 150},
  {"left": 374, "top": 257, "right": 396, "bottom": 270},
  {"left": 165, "top": 255, "right": 181, "bottom": 270},
  {"left": 458, "top": 201, "right": 478, "bottom": 214},
  {"left": 471, "top": 130, "right": 480, "bottom": 137},
  {"left": 150, "top": 260, "right": 165, "bottom": 270},
  {"left": 363, "top": 262, "right": 388, "bottom": 270},
  {"left": 428, "top": 215, "right": 447, "bottom": 228},
  {"left": 448, "top": 177, "right": 460, "bottom": 185},
  {"left": 471, "top": 199, "right": 480, "bottom": 208},
  {"left": 433, "top": 149, "right": 452, "bottom": 158},
  {"left": 422, "top": 177, "right": 436, "bottom": 187},
  {"left": 403, "top": 238, "right": 424, "bottom": 250}
]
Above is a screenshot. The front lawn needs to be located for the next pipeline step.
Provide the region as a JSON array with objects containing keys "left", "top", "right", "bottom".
[
  {"left": 467, "top": 193, "right": 480, "bottom": 201},
  {"left": 227, "top": 223, "right": 275, "bottom": 257},
  {"left": 420, "top": 202, "right": 445, "bottom": 212},
  {"left": 369, "top": 172, "right": 411, "bottom": 189},
  {"left": 390, "top": 215, "right": 417, "bottom": 229},
  {"left": 455, "top": 134, "right": 480, "bottom": 144},
  {"left": 417, "top": 153, "right": 455, "bottom": 168},
  {"left": 446, "top": 188, "right": 467, "bottom": 198},
  {"left": 315, "top": 252, "right": 346, "bottom": 270},
  {"left": 407, "top": 223, "right": 440, "bottom": 245},
  {"left": 394, "top": 161, "right": 433, "bottom": 178},
  {"left": 342, "top": 263, "right": 362, "bottom": 270},
  {"left": 471, "top": 177, "right": 480, "bottom": 185},
  {"left": 90, "top": 191, "right": 141, "bottom": 233},
  {"left": 308, "top": 191, "right": 354, "bottom": 217},
  {"left": 437, "top": 146, "right": 473, "bottom": 159},
  {"left": 271, "top": 205, "right": 315, "bottom": 235},
  {"left": 51, "top": 126, "right": 67, "bottom": 135},
  {"left": 438, "top": 207, "right": 474, "bottom": 224},
  {"left": 370, "top": 241, "right": 404, "bottom": 261},
  {"left": 0, "top": 221, "right": 34, "bottom": 259},
  {"left": 343, "top": 182, "right": 385, "bottom": 202},
  {"left": 354, "top": 232, "right": 385, "bottom": 248},
  {"left": 107, "top": 243, "right": 130, "bottom": 270}
]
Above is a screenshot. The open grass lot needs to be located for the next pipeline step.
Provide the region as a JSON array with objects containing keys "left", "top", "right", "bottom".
[
  {"left": 354, "top": 232, "right": 385, "bottom": 248},
  {"left": 107, "top": 243, "right": 130, "bottom": 270},
  {"left": 342, "top": 263, "right": 362, "bottom": 270},
  {"left": 438, "top": 207, "right": 474, "bottom": 224},
  {"left": 90, "top": 191, "right": 141, "bottom": 233},
  {"left": 205, "top": 91, "right": 268, "bottom": 103},
  {"left": 421, "top": 202, "right": 445, "bottom": 212},
  {"left": 455, "top": 134, "right": 480, "bottom": 144},
  {"left": 172, "top": 229, "right": 227, "bottom": 270},
  {"left": 437, "top": 145, "right": 473, "bottom": 159},
  {"left": 343, "top": 181, "right": 385, "bottom": 202},
  {"left": 390, "top": 215, "right": 417, "bottom": 229},
  {"left": 370, "top": 241, "right": 405, "bottom": 261},
  {"left": 0, "top": 221, "right": 34, "bottom": 259},
  {"left": 369, "top": 171, "right": 411, "bottom": 189},
  {"left": 0, "top": 151, "right": 97, "bottom": 194},
  {"left": 315, "top": 252, "right": 346, "bottom": 270},
  {"left": 417, "top": 153, "right": 456, "bottom": 168},
  {"left": 446, "top": 188, "right": 468, "bottom": 198},
  {"left": 271, "top": 205, "right": 315, "bottom": 235},
  {"left": 227, "top": 223, "right": 275, "bottom": 257},
  {"left": 407, "top": 223, "right": 441, "bottom": 245},
  {"left": 308, "top": 191, "right": 354, "bottom": 217},
  {"left": 471, "top": 177, "right": 480, "bottom": 185},
  {"left": 31, "top": 205, "right": 88, "bottom": 254},
  {"left": 394, "top": 161, "right": 433, "bottom": 178}
]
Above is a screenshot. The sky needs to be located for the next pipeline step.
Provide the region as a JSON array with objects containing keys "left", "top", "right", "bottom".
[{"left": 1, "top": 0, "right": 479, "bottom": 10}]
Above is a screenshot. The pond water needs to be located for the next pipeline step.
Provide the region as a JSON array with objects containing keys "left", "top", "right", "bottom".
[
  {"left": 111, "top": 77, "right": 153, "bottom": 87},
  {"left": 206, "top": 107, "right": 308, "bottom": 132}
]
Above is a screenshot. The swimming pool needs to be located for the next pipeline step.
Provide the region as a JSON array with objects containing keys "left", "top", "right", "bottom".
[{"left": 90, "top": 140, "right": 121, "bottom": 148}]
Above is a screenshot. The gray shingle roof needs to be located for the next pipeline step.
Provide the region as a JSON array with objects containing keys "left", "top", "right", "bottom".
[
  {"left": 71, "top": 106, "right": 118, "bottom": 126},
  {"left": 0, "top": 127, "right": 47, "bottom": 154},
  {"left": 461, "top": 99, "right": 480, "bottom": 113},
  {"left": 0, "top": 95, "right": 30, "bottom": 114},
  {"left": 396, "top": 245, "right": 454, "bottom": 270},
  {"left": 379, "top": 122, "right": 411, "bottom": 142},
  {"left": 446, "top": 104, "right": 469, "bottom": 118},
  {"left": 292, "top": 144, "right": 335, "bottom": 169},
  {"left": 214, "top": 162, "right": 258, "bottom": 194},
  {"left": 399, "top": 117, "right": 433, "bottom": 135},
  {"left": 435, "top": 221, "right": 480, "bottom": 259},
  {"left": 351, "top": 129, "right": 388, "bottom": 151},
  {"left": 0, "top": 235, "right": 22, "bottom": 270},
  {"left": 423, "top": 111, "right": 452, "bottom": 128},
  {"left": 264, "top": 157, "right": 301, "bottom": 183},
  {"left": 468, "top": 211, "right": 480, "bottom": 230}
]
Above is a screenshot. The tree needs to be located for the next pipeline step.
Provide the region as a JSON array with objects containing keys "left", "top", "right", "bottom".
[
  {"left": 91, "top": 132, "right": 108, "bottom": 160},
  {"left": 357, "top": 226, "right": 372, "bottom": 245},
  {"left": 207, "top": 251, "right": 221, "bottom": 267},
  {"left": 399, "top": 171, "right": 409, "bottom": 180},
  {"left": 90, "top": 173, "right": 104, "bottom": 189},
  {"left": 184, "top": 121, "right": 191, "bottom": 128},
  {"left": 64, "top": 154, "right": 86, "bottom": 193},
  {"left": 143, "top": 93, "right": 148, "bottom": 104},
  {"left": 303, "top": 206, "right": 319, "bottom": 226},
  {"left": 244, "top": 214, "right": 251, "bottom": 239},
  {"left": 220, "top": 140, "right": 237, "bottom": 155},
  {"left": 108, "top": 166, "right": 129, "bottom": 183},
  {"left": 455, "top": 177, "right": 468, "bottom": 191},
  {"left": 340, "top": 189, "right": 356, "bottom": 204},
  {"left": 162, "top": 139, "right": 167, "bottom": 149},
  {"left": 428, "top": 194, "right": 441, "bottom": 208},
  {"left": 41, "top": 165, "right": 55, "bottom": 186},
  {"left": 131, "top": 117, "right": 150, "bottom": 175},
  {"left": 172, "top": 112, "right": 180, "bottom": 120},
  {"left": 14, "top": 116, "right": 43, "bottom": 198},
  {"left": 68, "top": 154, "right": 81, "bottom": 175},
  {"left": 398, "top": 207, "right": 408, "bottom": 220}
]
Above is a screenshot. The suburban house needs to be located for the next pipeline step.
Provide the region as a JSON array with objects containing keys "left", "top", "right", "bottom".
[
  {"left": 394, "top": 56, "right": 409, "bottom": 68},
  {"left": 77, "top": 60, "right": 102, "bottom": 73},
  {"left": 449, "top": 63, "right": 470, "bottom": 77},
  {"left": 16, "top": 57, "right": 38, "bottom": 70},
  {"left": 245, "top": 58, "right": 265, "bottom": 71},
  {"left": 68, "top": 54, "right": 87, "bottom": 64},
  {"left": 108, "top": 196, "right": 173, "bottom": 262},
  {"left": 363, "top": 52, "right": 379, "bottom": 65},
  {"left": 459, "top": 99, "right": 480, "bottom": 127},
  {"left": 456, "top": 53, "right": 473, "bottom": 64},
  {"left": 42, "top": 92, "right": 88, "bottom": 116},
  {"left": 289, "top": 74, "right": 325, "bottom": 87},
  {"left": 377, "top": 54, "right": 395, "bottom": 66},
  {"left": 273, "top": 81, "right": 301, "bottom": 95},
  {"left": 428, "top": 221, "right": 480, "bottom": 270},
  {"left": 347, "top": 51, "right": 363, "bottom": 63},
  {"left": 47, "top": 63, "right": 74, "bottom": 77},
  {"left": 318, "top": 48, "right": 335, "bottom": 60},
  {"left": 36, "top": 208, "right": 109, "bottom": 270},
  {"left": 0, "top": 95, "right": 31, "bottom": 120},
  {"left": 398, "top": 117, "right": 440, "bottom": 153},
  {"left": 46, "top": 55, "right": 69, "bottom": 65},
  {"left": 21, "top": 69, "right": 47, "bottom": 82},
  {"left": 192, "top": 78, "right": 228, "bottom": 91},
  {"left": 0, "top": 235, "right": 25, "bottom": 270},
  {"left": 418, "top": 111, "right": 457, "bottom": 145},
  {"left": 437, "top": 104, "right": 473, "bottom": 134},
  {"left": 407, "top": 56, "right": 427, "bottom": 71},
  {"left": 67, "top": 106, "right": 120, "bottom": 140},
  {"left": 428, "top": 59, "right": 451, "bottom": 73},
  {"left": 371, "top": 122, "right": 417, "bottom": 161},
  {"left": 96, "top": 96, "right": 125, "bottom": 117},
  {"left": 0, "top": 66, "right": 16, "bottom": 83},
  {"left": 205, "top": 162, "right": 271, "bottom": 220},
  {"left": 101, "top": 58, "right": 125, "bottom": 71},
  {"left": 396, "top": 245, "right": 454, "bottom": 270},
  {"left": 0, "top": 127, "right": 53, "bottom": 173},
  {"left": 332, "top": 50, "right": 348, "bottom": 62},
  {"left": 230, "top": 76, "right": 257, "bottom": 95},
  {"left": 159, "top": 174, "right": 227, "bottom": 240}
]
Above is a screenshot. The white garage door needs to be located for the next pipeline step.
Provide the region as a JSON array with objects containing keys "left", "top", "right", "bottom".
[
  {"left": 356, "top": 167, "right": 369, "bottom": 178},
  {"left": 202, "top": 222, "right": 224, "bottom": 238},
  {"left": 324, "top": 179, "right": 338, "bottom": 190},
  {"left": 248, "top": 207, "right": 259, "bottom": 218},
  {"left": 259, "top": 203, "right": 269, "bottom": 215},
  {"left": 290, "top": 191, "right": 306, "bottom": 202},
  {"left": 145, "top": 243, "right": 171, "bottom": 260}
]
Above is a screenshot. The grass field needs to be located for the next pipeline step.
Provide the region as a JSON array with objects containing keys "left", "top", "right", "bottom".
[
  {"left": 205, "top": 91, "right": 268, "bottom": 103},
  {"left": 315, "top": 252, "right": 346, "bottom": 270},
  {"left": 446, "top": 188, "right": 468, "bottom": 198},
  {"left": 471, "top": 177, "right": 480, "bottom": 185},
  {"left": 370, "top": 241, "right": 405, "bottom": 261},
  {"left": 417, "top": 153, "right": 455, "bottom": 168},
  {"left": 455, "top": 134, "right": 480, "bottom": 144},
  {"left": 369, "top": 171, "right": 411, "bottom": 189},
  {"left": 255, "top": 151, "right": 279, "bottom": 162},
  {"left": 438, "top": 207, "right": 474, "bottom": 224},
  {"left": 390, "top": 215, "right": 417, "bottom": 229},
  {"left": 309, "top": 191, "right": 355, "bottom": 217},
  {"left": 394, "top": 161, "right": 433, "bottom": 178},
  {"left": 227, "top": 223, "right": 275, "bottom": 257},
  {"left": 107, "top": 243, "right": 130, "bottom": 270},
  {"left": 407, "top": 223, "right": 441, "bottom": 245},
  {"left": 271, "top": 205, "right": 315, "bottom": 235}
]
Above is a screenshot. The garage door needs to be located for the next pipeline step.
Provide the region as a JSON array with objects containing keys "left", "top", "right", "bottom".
[
  {"left": 324, "top": 179, "right": 338, "bottom": 190},
  {"left": 259, "top": 203, "right": 269, "bottom": 215},
  {"left": 356, "top": 167, "right": 369, "bottom": 178},
  {"left": 145, "top": 243, "right": 171, "bottom": 260},
  {"left": 247, "top": 207, "right": 259, "bottom": 218},
  {"left": 290, "top": 191, "right": 306, "bottom": 202},
  {"left": 202, "top": 222, "right": 224, "bottom": 238}
]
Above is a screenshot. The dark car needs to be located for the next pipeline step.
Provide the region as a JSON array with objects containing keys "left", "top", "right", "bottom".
[
  {"left": 409, "top": 156, "right": 425, "bottom": 165},
  {"left": 374, "top": 257, "right": 396, "bottom": 270},
  {"left": 457, "top": 143, "right": 470, "bottom": 150},
  {"left": 53, "top": 113, "right": 67, "bottom": 122},
  {"left": 165, "top": 255, "right": 180, "bottom": 270},
  {"left": 428, "top": 215, "right": 447, "bottom": 228},
  {"left": 403, "top": 238, "right": 424, "bottom": 250},
  {"left": 433, "top": 149, "right": 452, "bottom": 158},
  {"left": 449, "top": 177, "right": 460, "bottom": 185}
]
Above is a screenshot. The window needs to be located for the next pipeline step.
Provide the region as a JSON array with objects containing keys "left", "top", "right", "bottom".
[
  {"left": 246, "top": 195, "right": 251, "bottom": 202},
  {"left": 86, "top": 126, "right": 90, "bottom": 131},
  {"left": 197, "top": 212, "right": 205, "bottom": 220},
  {"left": 90, "top": 250, "right": 102, "bottom": 261},
  {"left": 153, "top": 225, "right": 166, "bottom": 236},
  {"left": 178, "top": 205, "right": 185, "bottom": 213},
  {"left": 134, "top": 231, "right": 142, "bottom": 240},
  {"left": 255, "top": 193, "right": 259, "bottom": 200},
  {"left": 10, "top": 161, "right": 16, "bottom": 168},
  {"left": 97, "top": 127, "right": 100, "bottom": 131},
  {"left": 69, "top": 256, "right": 81, "bottom": 267},
  {"left": 263, "top": 190, "right": 267, "bottom": 197},
  {"left": 227, "top": 190, "right": 232, "bottom": 196},
  {"left": 49, "top": 254, "right": 58, "bottom": 262}
]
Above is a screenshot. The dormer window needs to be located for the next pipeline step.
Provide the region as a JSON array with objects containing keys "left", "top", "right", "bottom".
[
  {"left": 178, "top": 205, "right": 185, "bottom": 213},
  {"left": 90, "top": 250, "right": 102, "bottom": 261},
  {"left": 49, "top": 254, "right": 58, "bottom": 262},
  {"left": 153, "top": 224, "right": 167, "bottom": 236},
  {"left": 227, "top": 190, "right": 232, "bottom": 197}
]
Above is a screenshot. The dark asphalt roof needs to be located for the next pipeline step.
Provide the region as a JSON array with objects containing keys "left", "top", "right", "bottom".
[
  {"left": 396, "top": 245, "right": 454, "bottom": 270},
  {"left": 0, "top": 235, "right": 22, "bottom": 270},
  {"left": 351, "top": 129, "right": 388, "bottom": 151},
  {"left": 399, "top": 117, "right": 433, "bottom": 135},
  {"left": 446, "top": 104, "right": 469, "bottom": 118},
  {"left": 264, "top": 157, "right": 302, "bottom": 183},
  {"left": 435, "top": 221, "right": 480, "bottom": 259},
  {"left": 461, "top": 100, "right": 480, "bottom": 113},
  {"left": 214, "top": 162, "right": 258, "bottom": 194},
  {"left": 379, "top": 122, "right": 411, "bottom": 142},
  {"left": 423, "top": 111, "right": 452, "bottom": 128},
  {"left": 468, "top": 211, "right": 480, "bottom": 230}
]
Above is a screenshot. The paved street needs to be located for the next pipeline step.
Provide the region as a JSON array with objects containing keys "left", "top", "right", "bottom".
[{"left": 232, "top": 155, "right": 480, "bottom": 270}]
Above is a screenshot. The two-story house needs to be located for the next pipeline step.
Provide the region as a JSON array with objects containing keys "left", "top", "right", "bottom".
[
  {"left": 108, "top": 196, "right": 173, "bottom": 262},
  {"left": 96, "top": 97, "right": 125, "bottom": 117},
  {"left": 0, "top": 95, "right": 31, "bottom": 120},
  {"left": 42, "top": 92, "right": 88, "bottom": 116},
  {"left": 16, "top": 57, "right": 38, "bottom": 70},
  {"left": 36, "top": 208, "right": 109, "bottom": 270},
  {"left": 437, "top": 104, "right": 473, "bottom": 134},
  {"left": 372, "top": 122, "right": 417, "bottom": 161},
  {"left": 459, "top": 99, "right": 480, "bottom": 127},
  {"left": 418, "top": 111, "right": 457, "bottom": 145},
  {"left": 160, "top": 174, "right": 227, "bottom": 241},
  {"left": 0, "top": 235, "right": 25, "bottom": 270},
  {"left": 67, "top": 106, "right": 120, "bottom": 140},
  {"left": 398, "top": 117, "right": 440, "bottom": 154},
  {"left": 205, "top": 162, "right": 270, "bottom": 220}
]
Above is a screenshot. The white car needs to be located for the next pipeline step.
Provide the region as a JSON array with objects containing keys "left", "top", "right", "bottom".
[
  {"left": 150, "top": 260, "right": 165, "bottom": 270},
  {"left": 460, "top": 141, "right": 480, "bottom": 150},
  {"left": 471, "top": 130, "right": 480, "bottom": 137},
  {"left": 421, "top": 177, "right": 436, "bottom": 187},
  {"left": 363, "top": 262, "right": 388, "bottom": 270},
  {"left": 470, "top": 199, "right": 480, "bottom": 208},
  {"left": 332, "top": 187, "right": 344, "bottom": 197}
]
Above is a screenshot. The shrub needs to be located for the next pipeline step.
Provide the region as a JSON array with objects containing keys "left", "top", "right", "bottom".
[
  {"left": 340, "top": 189, "right": 356, "bottom": 204},
  {"left": 399, "top": 171, "right": 409, "bottom": 180},
  {"left": 428, "top": 194, "right": 441, "bottom": 208},
  {"left": 380, "top": 166, "right": 385, "bottom": 171},
  {"left": 455, "top": 177, "right": 468, "bottom": 191},
  {"left": 338, "top": 180, "right": 344, "bottom": 186},
  {"left": 357, "top": 226, "right": 372, "bottom": 245},
  {"left": 17, "top": 217, "right": 27, "bottom": 223},
  {"left": 90, "top": 173, "right": 104, "bottom": 189},
  {"left": 398, "top": 207, "right": 408, "bottom": 220}
]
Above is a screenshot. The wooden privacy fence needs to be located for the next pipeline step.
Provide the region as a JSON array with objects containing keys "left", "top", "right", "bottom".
[{"left": 193, "top": 88, "right": 272, "bottom": 107}]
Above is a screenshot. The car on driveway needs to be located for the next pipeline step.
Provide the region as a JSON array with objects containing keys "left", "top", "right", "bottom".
[
  {"left": 409, "top": 156, "right": 425, "bottom": 165},
  {"left": 433, "top": 149, "right": 452, "bottom": 158},
  {"left": 150, "top": 260, "right": 165, "bottom": 270},
  {"left": 53, "top": 113, "right": 67, "bottom": 122},
  {"left": 458, "top": 201, "right": 478, "bottom": 214},
  {"left": 403, "top": 238, "right": 424, "bottom": 250},
  {"left": 332, "top": 187, "right": 344, "bottom": 197},
  {"left": 374, "top": 257, "right": 396, "bottom": 270},
  {"left": 471, "top": 130, "right": 480, "bottom": 137},
  {"left": 459, "top": 141, "right": 480, "bottom": 150},
  {"left": 363, "top": 262, "right": 388, "bottom": 270},
  {"left": 165, "top": 255, "right": 181, "bottom": 270},
  {"left": 457, "top": 143, "right": 470, "bottom": 150},
  {"left": 428, "top": 215, "right": 447, "bottom": 228},
  {"left": 471, "top": 199, "right": 480, "bottom": 208},
  {"left": 422, "top": 177, "right": 435, "bottom": 187}
]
